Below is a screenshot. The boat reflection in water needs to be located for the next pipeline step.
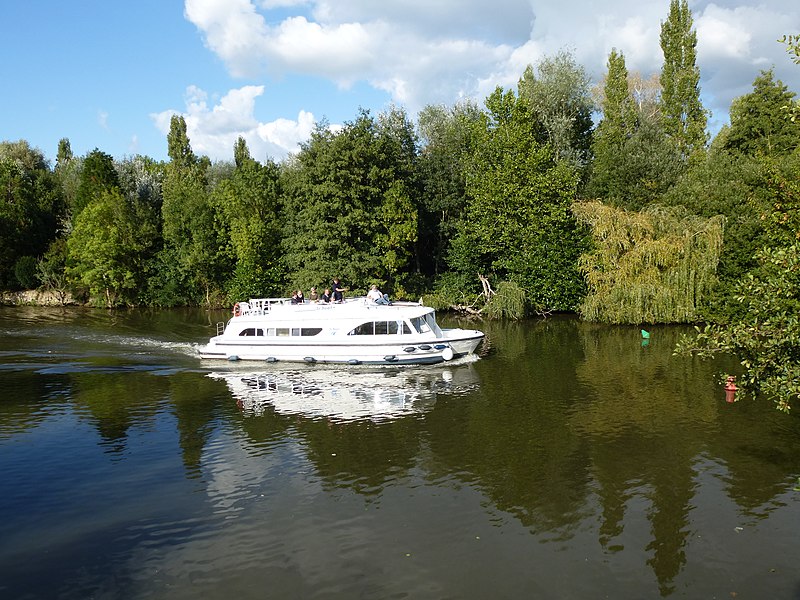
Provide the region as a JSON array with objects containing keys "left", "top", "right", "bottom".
[{"left": 209, "top": 358, "right": 481, "bottom": 422}]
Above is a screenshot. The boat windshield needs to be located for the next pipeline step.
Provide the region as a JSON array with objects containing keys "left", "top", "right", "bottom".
[{"left": 410, "top": 312, "right": 441, "bottom": 335}]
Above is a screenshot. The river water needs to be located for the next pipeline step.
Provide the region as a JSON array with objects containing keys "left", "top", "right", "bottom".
[{"left": 1, "top": 306, "right": 799, "bottom": 599}]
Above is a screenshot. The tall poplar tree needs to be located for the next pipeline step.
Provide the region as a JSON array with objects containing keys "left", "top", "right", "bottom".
[
  {"left": 660, "top": 0, "right": 707, "bottom": 161},
  {"left": 587, "top": 49, "right": 637, "bottom": 200},
  {"left": 160, "top": 115, "right": 225, "bottom": 305}
]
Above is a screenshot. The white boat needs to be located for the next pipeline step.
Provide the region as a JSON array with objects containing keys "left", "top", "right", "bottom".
[{"left": 198, "top": 297, "right": 485, "bottom": 365}]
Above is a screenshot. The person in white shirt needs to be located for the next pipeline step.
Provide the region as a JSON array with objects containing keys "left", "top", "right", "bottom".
[{"left": 367, "top": 284, "right": 390, "bottom": 304}]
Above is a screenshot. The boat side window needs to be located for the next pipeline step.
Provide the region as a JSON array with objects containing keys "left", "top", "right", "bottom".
[
  {"left": 239, "top": 328, "right": 263, "bottom": 336},
  {"left": 387, "top": 321, "right": 399, "bottom": 334},
  {"left": 291, "top": 328, "right": 301, "bottom": 337},
  {"left": 301, "top": 328, "right": 322, "bottom": 336},
  {"left": 402, "top": 321, "right": 411, "bottom": 334},
  {"left": 267, "top": 328, "right": 276, "bottom": 336},
  {"left": 349, "top": 322, "right": 375, "bottom": 335},
  {"left": 276, "top": 328, "right": 290, "bottom": 337},
  {"left": 375, "top": 321, "right": 388, "bottom": 335}
]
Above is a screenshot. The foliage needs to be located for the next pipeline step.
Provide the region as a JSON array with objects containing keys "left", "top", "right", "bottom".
[
  {"left": 167, "top": 114, "right": 197, "bottom": 167},
  {"left": 73, "top": 149, "right": 120, "bottom": 217},
  {"left": 660, "top": 0, "right": 708, "bottom": 162},
  {"left": 573, "top": 201, "right": 724, "bottom": 323},
  {"left": 416, "top": 101, "right": 483, "bottom": 278},
  {"left": 212, "top": 139, "right": 285, "bottom": 300},
  {"left": 484, "top": 280, "right": 527, "bottom": 320},
  {"left": 14, "top": 256, "right": 39, "bottom": 289},
  {"left": 450, "top": 86, "right": 588, "bottom": 313},
  {"left": 586, "top": 50, "right": 683, "bottom": 209},
  {"left": 675, "top": 243, "right": 800, "bottom": 413},
  {"left": 780, "top": 34, "right": 800, "bottom": 122},
  {"left": 724, "top": 69, "right": 800, "bottom": 157},
  {"left": 517, "top": 50, "right": 595, "bottom": 173},
  {"left": 424, "top": 270, "right": 486, "bottom": 311},
  {"left": 161, "top": 118, "right": 228, "bottom": 305},
  {"left": 67, "top": 189, "right": 153, "bottom": 307},
  {"left": 37, "top": 238, "right": 71, "bottom": 304},
  {"left": 281, "top": 108, "right": 420, "bottom": 294},
  {"left": 0, "top": 141, "right": 63, "bottom": 289},
  {"left": 659, "top": 150, "right": 799, "bottom": 321},
  {"left": 588, "top": 49, "right": 637, "bottom": 200}
]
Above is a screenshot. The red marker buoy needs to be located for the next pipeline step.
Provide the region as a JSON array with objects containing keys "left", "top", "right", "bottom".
[{"left": 724, "top": 376, "right": 737, "bottom": 403}]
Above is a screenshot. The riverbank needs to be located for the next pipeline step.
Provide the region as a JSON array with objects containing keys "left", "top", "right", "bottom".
[{"left": 1, "top": 289, "right": 78, "bottom": 306}]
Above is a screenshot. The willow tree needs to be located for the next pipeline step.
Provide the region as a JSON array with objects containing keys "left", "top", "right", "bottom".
[{"left": 573, "top": 201, "right": 723, "bottom": 323}]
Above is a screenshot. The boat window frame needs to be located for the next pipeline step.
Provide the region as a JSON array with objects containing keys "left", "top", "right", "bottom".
[{"left": 239, "top": 328, "right": 264, "bottom": 337}]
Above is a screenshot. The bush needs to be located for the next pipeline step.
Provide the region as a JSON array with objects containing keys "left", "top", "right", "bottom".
[
  {"left": 14, "top": 256, "right": 39, "bottom": 289},
  {"left": 484, "top": 280, "right": 526, "bottom": 320}
]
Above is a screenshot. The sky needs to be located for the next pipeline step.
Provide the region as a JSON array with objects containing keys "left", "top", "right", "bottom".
[{"left": 2, "top": 0, "right": 799, "bottom": 165}]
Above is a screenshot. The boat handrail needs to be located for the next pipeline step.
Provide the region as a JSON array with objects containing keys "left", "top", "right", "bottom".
[
  {"left": 237, "top": 296, "right": 424, "bottom": 316},
  {"left": 244, "top": 298, "right": 290, "bottom": 315}
]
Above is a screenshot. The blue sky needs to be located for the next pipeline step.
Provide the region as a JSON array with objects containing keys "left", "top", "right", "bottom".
[{"left": 2, "top": 0, "right": 799, "bottom": 165}]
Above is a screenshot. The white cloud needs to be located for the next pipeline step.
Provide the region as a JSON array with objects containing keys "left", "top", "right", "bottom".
[
  {"left": 179, "top": 0, "right": 800, "bottom": 148},
  {"left": 150, "top": 85, "right": 316, "bottom": 162}
]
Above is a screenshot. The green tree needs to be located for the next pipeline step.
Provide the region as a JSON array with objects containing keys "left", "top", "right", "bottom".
[
  {"left": 676, "top": 164, "right": 800, "bottom": 412},
  {"left": 724, "top": 69, "right": 800, "bottom": 156},
  {"left": 160, "top": 116, "right": 227, "bottom": 305},
  {"left": 660, "top": 0, "right": 708, "bottom": 161},
  {"left": 67, "top": 189, "right": 149, "bottom": 307},
  {"left": 56, "top": 138, "right": 73, "bottom": 167},
  {"left": 213, "top": 137, "right": 284, "bottom": 300},
  {"left": 449, "top": 87, "right": 587, "bottom": 313},
  {"left": 37, "top": 238, "right": 71, "bottom": 305},
  {"left": 282, "top": 109, "right": 419, "bottom": 295},
  {"left": 659, "top": 150, "right": 763, "bottom": 320},
  {"left": 517, "top": 50, "right": 595, "bottom": 172},
  {"left": 0, "top": 140, "right": 63, "bottom": 289},
  {"left": 606, "top": 111, "right": 684, "bottom": 211},
  {"left": 587, "top": 49, "right": 638, "bottom": 200},
  {"left": 167, "top": 114, "right": 196, "bottom": 167},
  {"left": 780, "top": 34, "right": 800, "bottom": 121},
  {"left": 416, "top": 101, "right": 483, "bottom": 279},
  {"left": 73, "top": 148, "right": 120, "bottom": 217}
]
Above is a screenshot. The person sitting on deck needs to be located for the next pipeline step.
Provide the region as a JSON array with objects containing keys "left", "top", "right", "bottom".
[
  {"left": 367, "top": 284, "right": 390, "bottom": 305},
  {"left": 319, "top": 288, "right": 332, "bottom": 303},
  {"left": 308, "top": 287, "right": 319, "bottom": 302},
  {"left": 290, "top": 290, "right": 304, "bottom": 304}
]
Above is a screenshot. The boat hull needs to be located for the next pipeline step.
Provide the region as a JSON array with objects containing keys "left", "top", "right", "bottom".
[{"left": 198, "top": 329, "right": 483, "bottom": 365}]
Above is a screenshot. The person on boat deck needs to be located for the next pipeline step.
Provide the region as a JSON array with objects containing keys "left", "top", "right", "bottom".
[
  {"left": 367, "top": 284, "right": 390, "bottom": 305},
  {"left": 320, "top": 288, "right": 331, "bottom": 303},
  {"left": 290, "top": 289, "right": 305, "bottom": 304},
  {"left": 308, "top": 287, "right": 319, "bottom": 302},
  {"left": 332, "top": 277, "right": 347, "bottom": 303}
]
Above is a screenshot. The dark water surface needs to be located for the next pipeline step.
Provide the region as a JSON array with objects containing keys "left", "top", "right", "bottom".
[{"left": 1, "top": 306, "right": 799, "bottom": 599}]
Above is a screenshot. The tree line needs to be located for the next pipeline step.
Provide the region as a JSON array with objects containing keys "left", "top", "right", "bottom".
[{"left": 1, "top": 3, "right": 799, "bottom": 406}]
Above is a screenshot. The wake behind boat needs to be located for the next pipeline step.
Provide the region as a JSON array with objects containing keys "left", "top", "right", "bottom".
[{"left": 198, "top": 297, "right": 484, "bottom": 365}]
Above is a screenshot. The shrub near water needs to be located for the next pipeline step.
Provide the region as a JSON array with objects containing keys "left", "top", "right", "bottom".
[{"left": 485, "top": 281, "right": 526, "bottom": 320}]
